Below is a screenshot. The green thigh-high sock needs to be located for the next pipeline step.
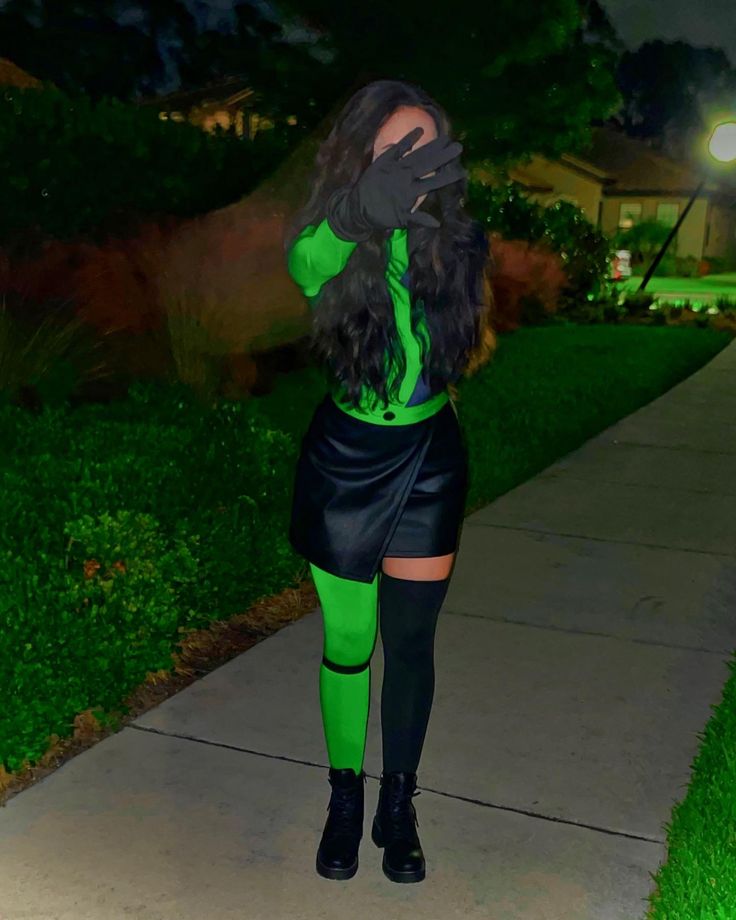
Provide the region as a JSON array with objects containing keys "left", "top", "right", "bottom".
[{"left": 310, "top": 563, "right": 379, "bottom": 775}]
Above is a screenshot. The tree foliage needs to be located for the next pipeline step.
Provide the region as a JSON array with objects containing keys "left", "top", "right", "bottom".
[
  {"left": 271, "top": 0, "right": 623, "bottom": 165},
  {"left": 614, "top": 39, "right": 736, "bottom": 161}
]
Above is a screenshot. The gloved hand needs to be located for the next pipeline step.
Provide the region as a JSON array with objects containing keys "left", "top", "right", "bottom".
[{"left": 325, "top": 126, "right": 467, "bottom": 242}]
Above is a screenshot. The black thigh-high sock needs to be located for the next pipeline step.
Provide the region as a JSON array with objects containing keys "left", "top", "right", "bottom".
[{"left": 378, "top": 571, "right": 451, "bottom": 775}]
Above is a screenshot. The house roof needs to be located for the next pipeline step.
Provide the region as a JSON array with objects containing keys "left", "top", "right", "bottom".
[
  {"left": 507, "top": 166, "right": 554, "bottom": 193},
  {"left": 578, "top": 125, "right": 736, "bottom": 198},
  {"left": 558, "top": 151, "right": 614, "bottom": 183},
  {"left": 0, "top": 57, "right": 42, "bottom": 89},
  {"left": 139, "top": 75, "right": 257, "bottom": 111}
]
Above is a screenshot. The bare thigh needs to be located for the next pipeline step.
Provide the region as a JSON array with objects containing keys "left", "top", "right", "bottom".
[{"left": 381, "top": 553, "right": 456, "bottom": 581}]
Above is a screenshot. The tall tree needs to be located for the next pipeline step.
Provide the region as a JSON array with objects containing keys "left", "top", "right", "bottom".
[
  {"left": 267, "top": 0, "right": 622, "bottom": 165},
  {"left": 615, "top": 39, "right": 736, "bottom": 161},
  {"left": 579, "top": 0, "right": 625, "bottom": 54}
]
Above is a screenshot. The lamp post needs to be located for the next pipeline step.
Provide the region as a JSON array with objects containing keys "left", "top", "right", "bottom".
[{"left": 638, "top": 120, "right": 736, "bottom": 292}]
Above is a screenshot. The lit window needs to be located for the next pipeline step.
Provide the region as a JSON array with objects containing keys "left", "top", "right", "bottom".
[{"left": 618, "top": 202, "right": 642, "bottom": 229}]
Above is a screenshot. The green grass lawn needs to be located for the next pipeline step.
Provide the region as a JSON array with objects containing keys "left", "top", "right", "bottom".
[{"left": 623, "top": 273, "right": 736, "bottom": 299}]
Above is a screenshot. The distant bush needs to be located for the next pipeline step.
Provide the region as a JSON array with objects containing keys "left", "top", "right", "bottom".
[
  {"left": 488, "top": 237, "right": 567, "bottom": 330},
  {"left": 468, "top": 179, "right": 613, "bottom": 313},
  {"left": 0, "top": 85, "right": 289, "bottom": 251}
]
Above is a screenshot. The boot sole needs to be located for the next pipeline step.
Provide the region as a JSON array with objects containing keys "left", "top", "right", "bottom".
[
  {"left": 316, "top": 851, "right": 359, "bottom": 880},
  {"left": 371, "top": 819, "right": 426, "bottom": 883}
]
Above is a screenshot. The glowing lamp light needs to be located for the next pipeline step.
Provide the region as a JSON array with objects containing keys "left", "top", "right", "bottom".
[{"left": 708, "top": 121, "right": 736, "bottom": 163}]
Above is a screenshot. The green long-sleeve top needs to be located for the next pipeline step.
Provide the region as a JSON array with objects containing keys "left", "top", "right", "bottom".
[{"left": 287, "top": 217, "right": 449, "bottom": 426}]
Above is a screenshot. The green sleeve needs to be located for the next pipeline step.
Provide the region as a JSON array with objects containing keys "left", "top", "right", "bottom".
[{"left": 287, "top": 217, "right": 359, "bottom": 300}]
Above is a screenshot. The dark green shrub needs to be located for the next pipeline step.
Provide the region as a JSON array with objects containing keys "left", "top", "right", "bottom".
[
  {"left": 651, "top": 252, "right": 678, "bottom": 277},
  {"left": 704, "top": 256, "right": 728, "bottom": 274},
  {"left": 715, "top": 296, "right": 736, "bottom": 314},
  {"left": 613, "top": 219, "right": 672, "bottom": 276},
  {"left": 468, "top": 179, "right": 547, "bottom": 240},
  {"left": 0, "top": 85, "right": 289, "bottom": 249},
  {"left": 0, "top": 383, "right": 302, "bottom": 771},
  {"left": 673, "top": 255, "right": 700, "bottom": 278},
  {"left": 603, "top": 302, "right": 627, "bottom": 323},
  {"left": 623, "top": 290, "right": 656, "bottom": 317},
  {"left": 1, "top": 509, "right": 202, "bottom": 772},
  {"left": 569, "top": 302, "right": 605, "bottom": 324},
  {"left": 539, "top": 199, "right": 613, "bottom": 306},
  {"left": 467, "top": 179, "right": 613, "bottom": 311},
  {"left": 645, "top": 253, "right": 699, "bottom": 278},
  {"left": 518, "top": 293, "right": 550, "bottom": 326},
  {"left": 694, "top": 312, "right": 711, "bottom": 328}
]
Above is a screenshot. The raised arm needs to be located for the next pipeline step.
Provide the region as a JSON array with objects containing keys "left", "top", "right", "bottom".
[{"left": 286, "top": 217, "right": 360, "bottom": 300}]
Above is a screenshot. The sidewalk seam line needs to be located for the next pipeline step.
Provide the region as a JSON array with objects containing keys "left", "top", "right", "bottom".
[
  {"left": 575, "top": 439, "right": 736, "bottom": 456},
  {"left": 461, "top": 521, "right": 736, "bottom": 559},
  {"left": 439, "top": 608, "right": 731, "bottom": 656},
  {"left": 534, "top": 472, "right": 736, "bottom": 497},
  {"left": 125, "top": 724, "right": 666, "bottom": 847}
]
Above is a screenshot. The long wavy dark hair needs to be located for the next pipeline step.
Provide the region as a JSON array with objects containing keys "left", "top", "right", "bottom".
[{"left": 283, "top": 78, "right": 497, "bottom": 411}]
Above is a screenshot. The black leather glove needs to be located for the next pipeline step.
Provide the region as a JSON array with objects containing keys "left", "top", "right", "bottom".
[{"left": 325, "top": 126, "right": 467, "bottom": 242}]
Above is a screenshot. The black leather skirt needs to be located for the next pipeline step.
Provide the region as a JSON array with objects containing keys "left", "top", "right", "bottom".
[{"left": 288, "top": 393, "right": 469, "bottom": 583}]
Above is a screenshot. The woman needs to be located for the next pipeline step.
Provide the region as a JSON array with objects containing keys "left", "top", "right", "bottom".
[{"left": 283, "top": 78, "right": 496, "bottom": 884}]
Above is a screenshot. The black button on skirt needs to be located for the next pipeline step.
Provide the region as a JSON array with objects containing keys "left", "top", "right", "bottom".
[{"left": 288, "top": 393, "right": 469, "bottom": 583}]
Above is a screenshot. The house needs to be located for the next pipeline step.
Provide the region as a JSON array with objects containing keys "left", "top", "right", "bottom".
[
  {"left": 471, "top": 125, "right": 736, "bottom": 268},
  {"left": 0, "top": 57, "right": 43, "bottom": 89},
  {"left": 138, "top": 76, "right": 291, "bottom": 139}
]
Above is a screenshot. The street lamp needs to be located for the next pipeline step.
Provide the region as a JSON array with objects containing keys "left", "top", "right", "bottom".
[
  {"left": 709, "top": 121, "right": 736, "bottom": 163},
  {"left": 638, "top": 119, "right": 736, "bottom": 292}
]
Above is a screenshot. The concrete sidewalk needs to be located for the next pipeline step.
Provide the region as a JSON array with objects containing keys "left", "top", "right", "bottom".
[{"left": 2, "top": 341, "right": 736, "bottom": 920}]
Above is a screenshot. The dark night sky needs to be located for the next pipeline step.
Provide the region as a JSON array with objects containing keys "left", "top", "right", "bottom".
[
  {"left": 194, "top": 1, "right": 736, "bottom": 66},
  {"left": 2, "top": 1, "right": 733, "bottom": 81},
  {"left": 602, "top": 0, "right": 736, "bottom": 65}
]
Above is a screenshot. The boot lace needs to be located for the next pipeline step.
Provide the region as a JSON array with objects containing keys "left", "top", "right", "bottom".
[
  {"left": 327, "top": 783, "right": 363, "bottom": 837},
  {"left": 385, "top": 789, "right": 422, "bottom": 838}
]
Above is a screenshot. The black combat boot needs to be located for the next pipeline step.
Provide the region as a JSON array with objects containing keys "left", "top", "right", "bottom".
[
  {"left": 371, "top": 770, "right": 426, "bottom": 883},
  {"left": 315, "top": 766, "right": 366, "bottom": 880}
]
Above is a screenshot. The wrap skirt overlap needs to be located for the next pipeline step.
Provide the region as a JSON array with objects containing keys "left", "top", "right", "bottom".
[{"left": 288, "top": 393, "right": 469, "bottom": 583}]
